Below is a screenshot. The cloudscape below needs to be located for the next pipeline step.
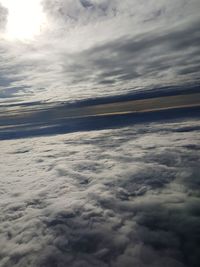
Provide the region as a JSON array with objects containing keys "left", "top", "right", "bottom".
[{"left": 1, "top": 118, "right": 200, "bottom": 267}]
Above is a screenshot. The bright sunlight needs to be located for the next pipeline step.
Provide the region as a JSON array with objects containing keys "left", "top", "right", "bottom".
[{"left": 1, "top": 0, "right": 46, "bottom": 40}]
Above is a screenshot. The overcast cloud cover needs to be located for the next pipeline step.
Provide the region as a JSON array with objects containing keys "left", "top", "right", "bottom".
[
  {"left": 0, "top": 118, "right": 200, "bottom": 267},
  {"left": 0, "top": 0, "right": 200, "bottom": 103}
]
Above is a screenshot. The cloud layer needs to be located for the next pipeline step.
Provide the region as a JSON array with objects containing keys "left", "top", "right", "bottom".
[
  {"left": 0, "top": 118, "right": 200, "bottom": 266},
  {"left": 0, "top": 0, "right": 200, "bottom": 103}
]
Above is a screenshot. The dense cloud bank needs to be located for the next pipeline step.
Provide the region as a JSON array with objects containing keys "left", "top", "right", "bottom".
[
  {"left": 0, "top": 0, "right": 200, "bottom": 103},
  {"left": 0, "top": 118, "right": 200, "bottom": 266}
]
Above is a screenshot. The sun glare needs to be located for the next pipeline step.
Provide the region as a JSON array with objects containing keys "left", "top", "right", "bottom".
[{"left": 1, "top": 0, "right": 46, "bottom": 40}]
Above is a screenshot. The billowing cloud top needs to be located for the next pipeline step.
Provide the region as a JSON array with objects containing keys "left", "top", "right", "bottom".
[
  {"left": 0, "top": 0, "right": 200, "bottom": 104},
  {"left": 1, "top": 118, "right": 200, "bottom": 267}
]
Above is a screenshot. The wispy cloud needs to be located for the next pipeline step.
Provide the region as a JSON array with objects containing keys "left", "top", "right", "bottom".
[{"left": 0, "top": 0, "right": 200, "bottom": 103}]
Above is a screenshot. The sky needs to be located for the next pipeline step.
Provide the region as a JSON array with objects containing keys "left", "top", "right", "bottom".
[{"left": 0, "top": 0, "right": 200, "bottom": 104}]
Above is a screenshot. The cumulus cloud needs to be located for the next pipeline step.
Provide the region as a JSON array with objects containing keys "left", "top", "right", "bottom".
[{"left": 0, "top": 118, "right": 200, "bottom": 266}]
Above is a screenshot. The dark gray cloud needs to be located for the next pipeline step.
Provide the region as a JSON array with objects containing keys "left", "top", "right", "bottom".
[{"left": 0, "top": 118, "right": 200, "bottom": 266}]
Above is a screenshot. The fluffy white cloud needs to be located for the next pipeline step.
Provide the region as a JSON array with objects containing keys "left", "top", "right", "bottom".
[{"left": 0, "top": 118, "right": 200, "bottom": 266}]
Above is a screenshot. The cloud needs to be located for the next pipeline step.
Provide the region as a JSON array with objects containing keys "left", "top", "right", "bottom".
[
  {"left": 0, "top": 118, "right": 200, "bottom": 266},
  {"left": 62, "top": 19, "right": 200, "bottom": 86},
  {"left": 0, "top": 2, "right": 200, "bottom": 266},
  {"left": 42, "top": 0, "right": 200, "bottom": 26},
  {"left": 42, "top": 0, "right": 117, "bottom": 24},
  {"left": 0, "top": 2, "right": 8, "bottom": 30},
  {"left": 0, "top": 0, "right": 200, "bottom": 103}
]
